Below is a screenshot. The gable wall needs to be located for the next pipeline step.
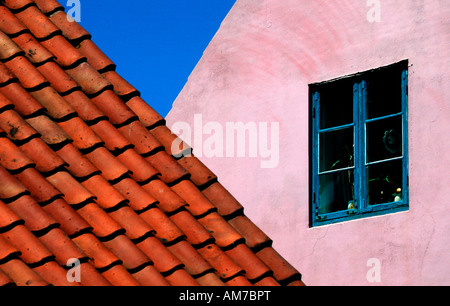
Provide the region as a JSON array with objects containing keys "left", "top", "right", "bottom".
[{"left": 167, "top": 0, "right": 450, "bottom": 285}]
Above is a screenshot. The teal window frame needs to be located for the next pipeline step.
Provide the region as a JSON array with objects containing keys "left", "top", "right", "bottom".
[{"left": 310, "top": 60, "right": 409, "bottom": 227}]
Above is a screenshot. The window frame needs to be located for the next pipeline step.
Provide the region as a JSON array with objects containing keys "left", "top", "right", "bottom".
[{"left": 310, "top": 61, "right": 409, "bottom": 227}]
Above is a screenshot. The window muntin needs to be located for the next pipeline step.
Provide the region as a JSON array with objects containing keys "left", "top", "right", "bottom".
[{"left": 311, "top": 61, "right": 409, "bottom": 226}]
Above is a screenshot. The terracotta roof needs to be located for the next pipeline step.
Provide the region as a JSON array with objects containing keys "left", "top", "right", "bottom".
[{"left": 0, "top": 0, "right": 304, "bottom": 286}]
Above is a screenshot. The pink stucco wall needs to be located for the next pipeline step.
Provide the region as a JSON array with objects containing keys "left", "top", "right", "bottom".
[{"left": 167, "top": 0, "right": 450, "bottom": 285}]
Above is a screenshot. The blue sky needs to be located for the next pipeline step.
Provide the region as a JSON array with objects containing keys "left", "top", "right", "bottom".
[{"left": 56, "top": 0, "right": 236, "bottom": 117}]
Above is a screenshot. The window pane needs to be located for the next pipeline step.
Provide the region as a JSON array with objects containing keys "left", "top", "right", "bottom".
[
  {"left": 366, "top": 116, "right": 402, "bottom": 163},
  {"left": 320, "top": 127, "right": 354, "bottom": 172},
  {"left": 319, "top": 80, "right": 354, "bottom": 129},
  {"left": 319, "top": 170, "right": 354, "bottom": 214},
  {"left": 367, "top": 159, "right": 403, "bottom": 205},
  {"left": 366, "top": 69, "right": 402, "bottom": 119}
]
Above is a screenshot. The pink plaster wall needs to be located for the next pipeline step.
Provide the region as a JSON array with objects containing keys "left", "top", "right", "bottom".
[{"left": 166, "top": 0, "right": 450, "bottom": 285}]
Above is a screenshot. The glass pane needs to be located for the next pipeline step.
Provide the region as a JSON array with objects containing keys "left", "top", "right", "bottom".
[
  {"left": 319, "top": 170, "right": 354, "bottom": 214},
  {"left": 319, "top": 79, "right": 354, "bottom": 129},
  {"left": 366, "top": 69, "right": 402, "bottom": 119},
  {"left": 367, "top": 159, "right": 403, "bottom": 205},
  {"left": 366, "top": 116, "right": 402, "bottom": 163},
  {"left": 320, "top": 127, "right": 354, "bottom": 172}
]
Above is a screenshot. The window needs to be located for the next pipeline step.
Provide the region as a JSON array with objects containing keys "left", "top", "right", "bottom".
[{"left": 310, "top": 60, "right": 409, "bottom": 226}]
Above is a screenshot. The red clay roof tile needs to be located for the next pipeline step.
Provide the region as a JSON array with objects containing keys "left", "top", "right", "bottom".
[
  {"left": 201, "top": 182, "right": 243, "bottom": 217},
  {"left": 42, "top": 197, "right": 92, "bottom": 237},
  {"left": 108, "top": 207, "right": 157, "bottom": 242},
  {"left": 61, "top": 90, "right": 105, "bottom": 122},
  {"left": 36, "top": 61, "right": 80, "bottom": 94},
  {"left": 77, "top": 39, "right": 115, "bottom": 72},
  {"left": 46, "top": 171, "right": 95, "bottom": 206},
  {"left": 138, "top": 208, "right": 185, "bottom": 244},
  {"left": 126, "top": 96, "right": 165, "bottom": 129},
  {"left": 141, "top": 179, "right": 187, "bottom": 214},
  {"left": 4, "top": 56, "right": 48, "bottom": 90},
  {"left": 102, "top": 70, "right": 138, "bottom": 99},
  {"left": 0, "top": 31, "right": 23, "bottom": 61},
  {"left": 3, "top": 0, "right": 35, "bottom": 11},
  {"left": 40, "top": 35, "right": 86, "bottom": 68},
  {"left": 0, "top": 258, "right": 48, "bottom": 286},
  {"left": 171, "top": 180, "right": 216, "bottom": 217},
  {"left": 55, "top": 143, "right": 100, "bottom": 180},
  {"left": 168, "top": 210, "right": 213, "bottom": 246},
  {"left": 71, "top": 233, "right": 120, "bottom": 269},
  {"left": 0, "top": 62, "right": 16, "bottom": 86},
  {"left": 196, "top": 212, "right": 244, "bottom": 249},
  {"left": 196, "top": 243, "right": 246, "bottom": 283},
  {"left": 37, "top": 227, "right": 85, "bottom": 265},
  {"left": 136, "top": 236, "right": 183, "bottom": 272},
  {"left": 195, "top": 272, "right": 225, "bottom": 286},
  {"left": 0, "top": 135, "right": 35, "bottom": 172},
  {"left": 0, "top": 1, "right": 303, "bottom": 286},
  {"left": 129, "top": 264, "right": 170, "bottom": 286},
  {"left": 0, "top": 82, "right": 45, "bottom": 117},
  {"left": 0, "top": 235, "right": 20, "bottom": 265},
  {"left": 224, "top": 243, "right": 272, "bottom": 283},
  {"left": 25, "top": 115, "right": 71, "bottom": 146},
  {"left": 57, "top": 117, "right": 102, "bottom": 150},
  {"left": 29, "top": 86, "right": 76, "bottom": 120},
  {"left": 65, "top": 62, "right": 112, "bottom": 96},
  {"left": 166, "top": 240, "right": 214, "bottom": 277},
  {"left": 255, "top": 246, "right": 303, "bottom": 286},
  {"left": 74, "top": 262, "right": 112, "bottom": 286},
  {"left": 145, "top": 152, "right": 191, "bottom": 186},
  {"left": 11, "top": 32, "right": 55, "bottom": 65},
  {"left": 112, "top": 178, "right": 158, "bottom": 212},
  {"left": 33, "top": 261, "right": 80, "bottom": 286},
  {"left": 81, "top": 175, "right": 128, "bottom": 211},
  {"left": 48, "top": 11, "right": 91, "bottom": 44},
  {"left": 151, "top": 125, "right": 192, "bottom": 157},
  {"left": 100, "top": 264, "right": 142, "bottom": 286},
  {"left": 0, "top": 6, "right": 28, "bottom": 36},
  {"left": 227, "top": 215, "right": 271, "bottom": 250},
  {"left": 14, "top": 6, "right": 61, "bottom": 41},
  {"left": 90, "top": 120, "right": 133, "bottom": 153},
  {"left": 0, "top": 109, "right": 39, "bottom": 145},
  {"left": 7, "top": 195, "right": 57, "bottom": 234},
  {"left": 19, "top": 138, "right": 68, "bottom": 174},
  {"left": 224, "top": 275, "right": 252, "bottom": 286},
  {"left": 102, "top": 234, "right": 150, "bottom": 271},
  {"left": 33, "top": 0, "right": 64, "bottom": 15},
  {"left": 117, "top": 120, "right": 162, "bottom": 154},
  {"left": 165, "top": 269, "right": 199, "bottom": 286},
  {"left": 1, "top": 224, "right": 53, "bottom": 266},
  {"left": 13, "top": 167, "right": 62, "bottom": 204},
  {"left": 254, "top": 276, "right": 281, "bottom": 286},
  {"left": 0, "top": 166, "right": 28, "bottom": 202},
  {"left": 116, "top": 149, "right": 160, "bottom": 183}
]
